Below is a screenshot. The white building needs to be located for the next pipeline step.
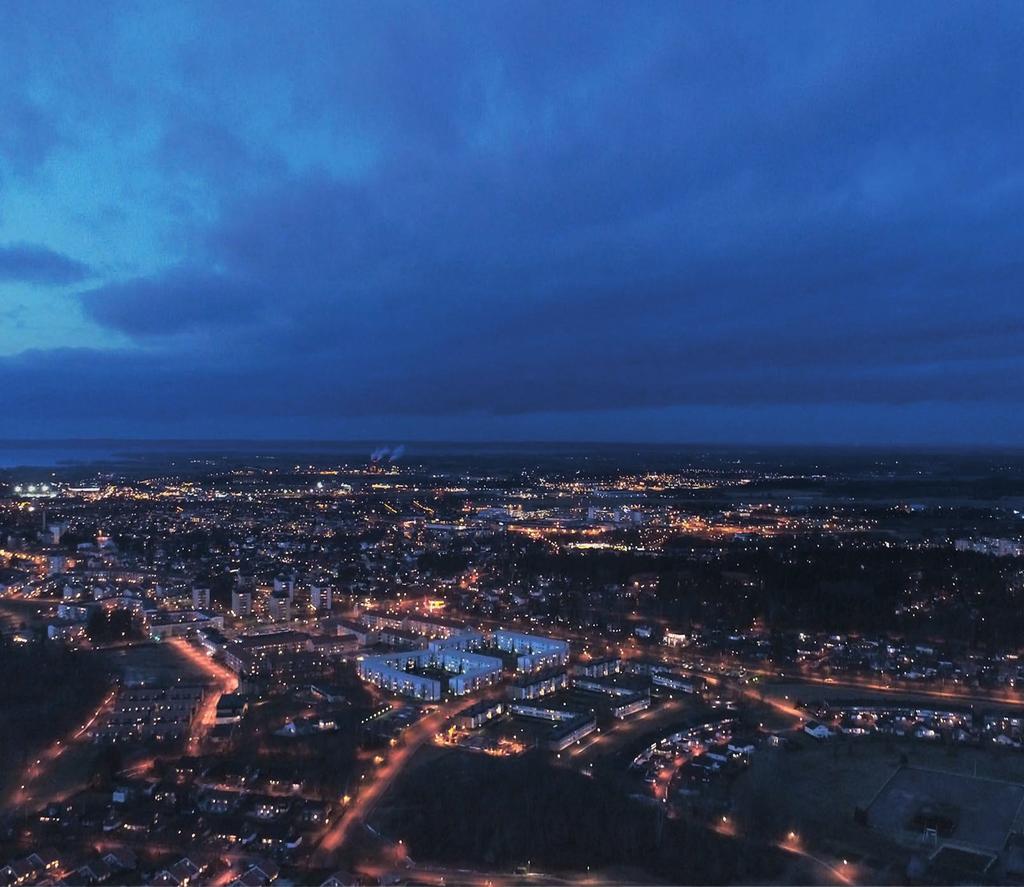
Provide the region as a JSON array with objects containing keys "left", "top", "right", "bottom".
[
  {"left": 803, "top": 721, "right": 833, "bottom": 740},
  {"left": 358, "top": 642, "right": 502, "bottom": 700},
  {"left": 493, "top": 630, "right": 569, "bottom": 671}
]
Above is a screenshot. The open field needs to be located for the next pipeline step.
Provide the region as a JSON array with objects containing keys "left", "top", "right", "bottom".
[
  {"left": 102, "top": 640, "right": 213, "bottom": 685},
  {"left": 0, "top": 598, "right": 57, "bottom": 631},
  {"left": 8, "top": 727, "right": 111, "bottom": 811},
  {"left": 371, "top": 747, "right": 784, "bottom": 885},
  {"left": 733, "top": 732, "right": 1024, "bottom": 879},
  {"left": 867, "top": 766, "right": 1024, "bottom": 852}
]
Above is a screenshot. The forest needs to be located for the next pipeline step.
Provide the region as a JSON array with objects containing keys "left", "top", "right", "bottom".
[
  {"left": 0, "top": 636, "right": 109, "bottom": 799},
  {"left": 373, "top": 750, "right": 785, "bottom": 884}
]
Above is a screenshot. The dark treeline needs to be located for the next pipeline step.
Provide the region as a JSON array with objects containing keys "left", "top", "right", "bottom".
[
  {"left": 205, "top": 663, "right": 374, "bottom": 801},
  {"left": 485, "top": 535, "right": 1022, "bottom": 648},
  {"left": 86, "top": 608, "right": 138, "bottom": 643},
  {"left": 0, "top": 636, "right": 110, "bottom": 796},
  {"left": 376, "top": 751, "right": 783, "bottom": 884}
]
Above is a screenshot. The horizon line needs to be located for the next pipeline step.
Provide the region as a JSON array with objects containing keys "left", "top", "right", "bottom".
[{"left": 1, "top": 437, "right": 1023, "bottom": 453}]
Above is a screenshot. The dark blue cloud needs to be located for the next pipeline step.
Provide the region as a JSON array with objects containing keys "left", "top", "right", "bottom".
[
  {"left": 0, "top": 243, "right": 91, "bottom": 285},
  {"left": 80, "top": 270, "right": 268, "bottom": 337},
  {"left": 0, "top": 97, "right": 62, "bottom": 174},
  {"left": 0, "top": 1, "right": 1023, "bottom": 441}
]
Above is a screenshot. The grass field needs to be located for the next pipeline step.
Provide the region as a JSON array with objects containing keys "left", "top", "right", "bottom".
[
  {"left": 733, "top": 732, "right": 1024, "bottom": 875},
  {"left": 867, "top": 765, "right": 1024, "bottom": 852},
  {"left": 102, "top": 640, "right": 213, "bottom": 684}
]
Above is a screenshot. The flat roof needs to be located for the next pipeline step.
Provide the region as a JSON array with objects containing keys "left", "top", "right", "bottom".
[
  {"left": 513, "top": 666, "right": 568, "bottom": 687},
  {"left": 457, "top": 698, "right": 505, "bottom": 717}
]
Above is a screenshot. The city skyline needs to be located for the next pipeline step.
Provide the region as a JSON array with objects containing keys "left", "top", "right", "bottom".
[{"left": 4, "top": 444, "right": 1024, "bottom": 885}]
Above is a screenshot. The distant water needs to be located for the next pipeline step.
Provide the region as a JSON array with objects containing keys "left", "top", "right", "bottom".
[
  {"left": 0, "top": 440, "right": 379, "bottom": 469},
  {"left": 0, "top": 439, "right": 716, "bottom": 470},
  {"left": 0, "top": 443, "right": 123, "bottom": 468},
  {"left": 2, "top": 438, "right": 1020, "bottom": 475},
  {"left": 0, "top": 439, "right": 689, "bottom": 472},
  {"left": 0, "top": 439, "right": 410, "bottom": 470}
]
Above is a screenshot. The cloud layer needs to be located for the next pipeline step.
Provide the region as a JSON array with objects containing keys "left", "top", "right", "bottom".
[
  {"left": 0, "top": 1, "right": 1022, "bottom": 441},
  {"left": 0, "top": 243, "right": 90, "bottom": 285}
]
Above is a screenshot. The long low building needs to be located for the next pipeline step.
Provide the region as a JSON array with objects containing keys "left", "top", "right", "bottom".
[
  {"left": 547, "top": 714, "right": 598, "bottom": 751},
  {"left": 574, "top": 657, "right": 621, "bottom": 677},
  {"left": 493, "top": 630, "right": 570, "bottom": 672},
  {"left": 455, "top": 699, "right": 506, "bottom": 730},
  {"left": 358, "top": 660, "right": 443, "bottom": 700},
  {"left": 148, "top": 609, "right": 224, "bottom": 640},
  {"left": 95, "top": 685, "right": 206, "bottom": 743},
  {"left": 508, "top": 702, "right": 597, "bottom": 751},
  {"left": 610, "top": 691, "right": 651, "bottom": 719},
  {"left": 224, "top": 630, "right": 313, "bottom": 674},
  {"left": 508, "top": 667, "right": 569, "bottom": 700},
  {"left": 573, "top": 675, "right": 642, "bottom": 697},
  {"left": 358, "top": 645, "right": 503, "bottom": 701},
  {"left": 651, "top": 671, "right": 702, "bottom": 694},
  {"left": 428, "top": 630, "right": 485, "bottom": 652},
  {"left": 360, "top": 611, "right": 477, "bottom": 643},
  {"left": 510, "top": 702, "right": 581, "bottom": 723}
]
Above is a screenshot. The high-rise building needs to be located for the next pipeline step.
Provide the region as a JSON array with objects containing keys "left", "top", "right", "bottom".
[
  {"left": 269, "top": 590, "right": 291, "bottom": 622},
  {"left": 231, "top": 588, "right": 253, "bottom": 617},
  {"left": 311, "top": 584, "right": 332, "bottom": 611}
]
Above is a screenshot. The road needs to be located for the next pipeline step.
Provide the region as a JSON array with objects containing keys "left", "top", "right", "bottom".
[
  {"left": 356, "top": 859, "right": 629, "bottom": 887},
  {"left": 777, "top": 834, "right": 857, "bottom": 885},
  {"left": 748, "top": 667, "right": 1024, "bottom": 708},
  {"left": 566, "top": 698, "right": 687, "bottom": 763},
  {"left": 443, "top": 607, "right": 1024, "bottom": 711},
  {"left": 166, "top": 637, "right": 239, "bottom": 753},
  {"left": 315, "top": 695, "right": 471, "bottom": 859},
  {"left": 7, "top": 685, "right": 118, "bottom": 812}
]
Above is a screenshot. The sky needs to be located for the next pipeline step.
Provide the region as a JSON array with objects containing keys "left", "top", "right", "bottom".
[{"left": 1, "top": 1, "right": 1022, "bottom": 445}]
